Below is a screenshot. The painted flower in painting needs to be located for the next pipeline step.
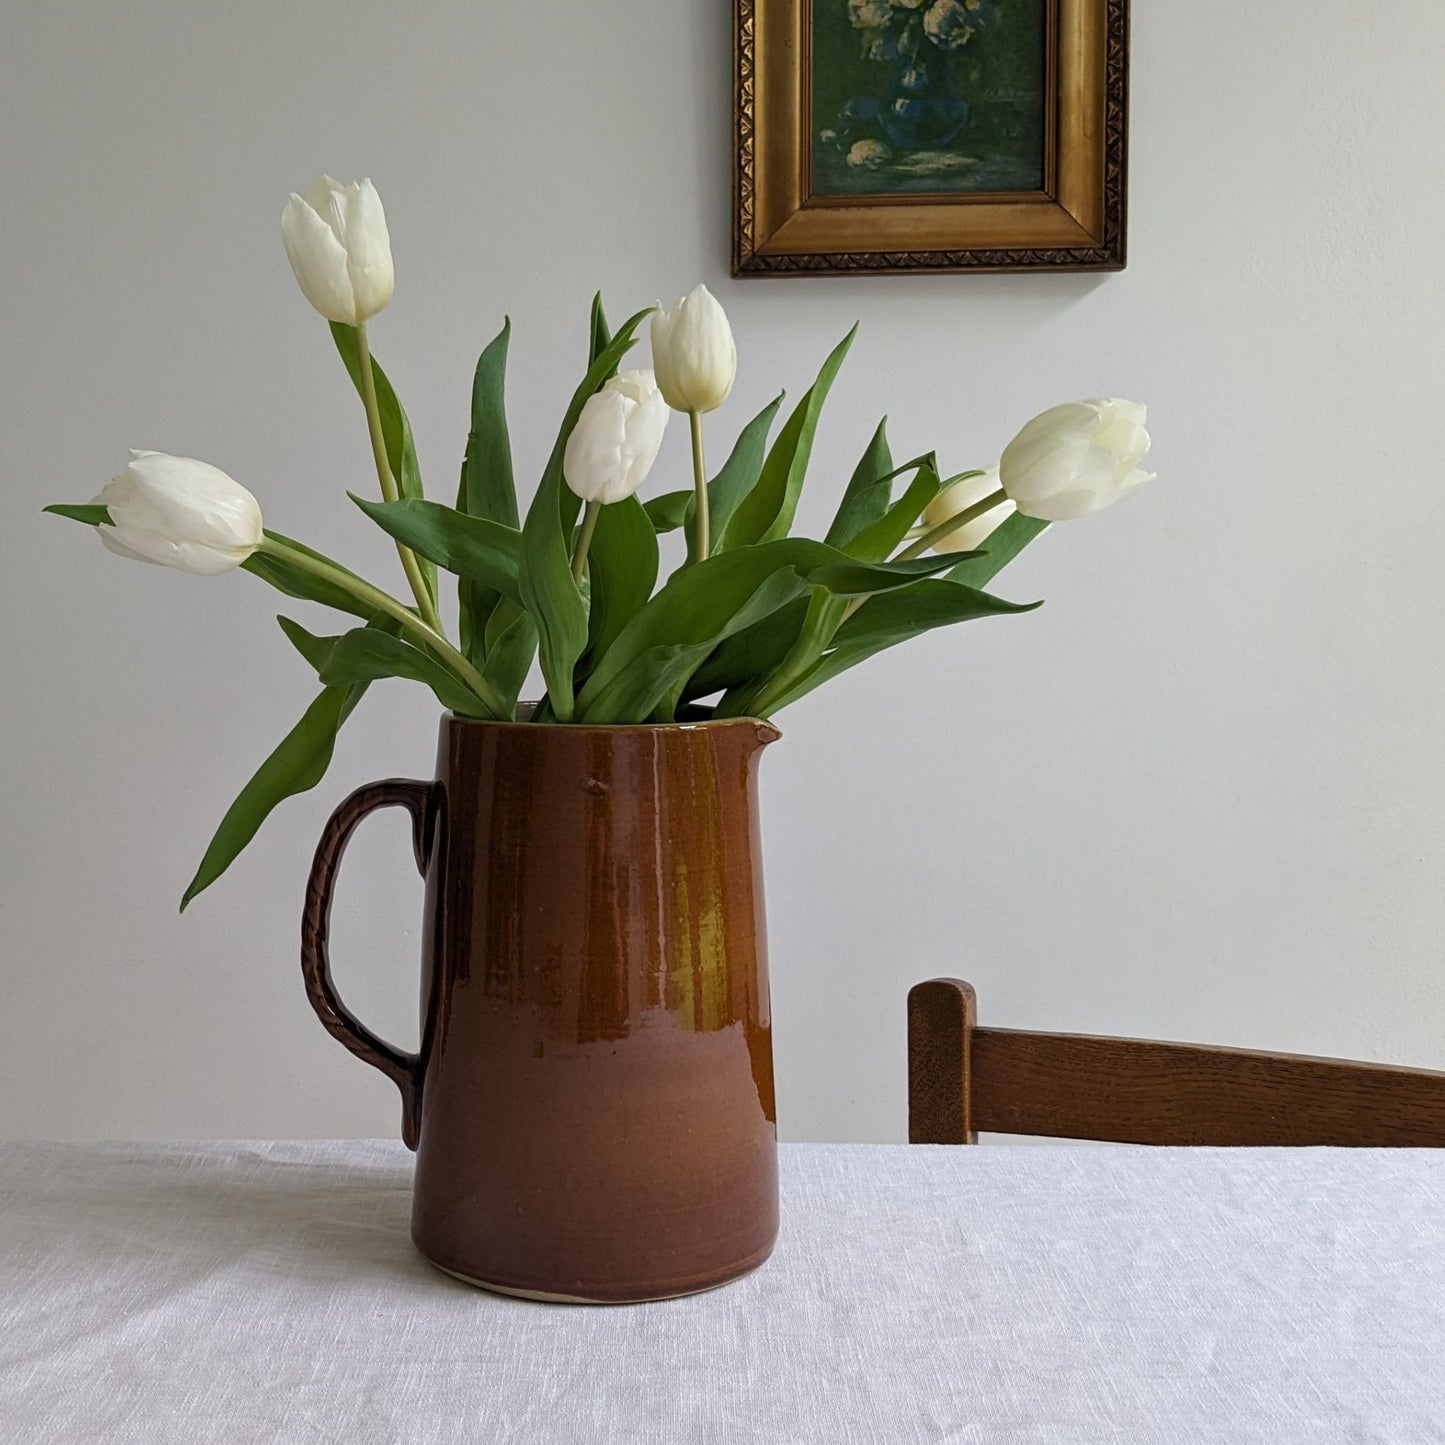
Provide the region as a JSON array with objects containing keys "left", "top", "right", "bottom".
[
  {"left": 848, "top": 0, "right": 893, "bottom": 29},
  {"left": 847, "top": 139, "right": 892, "bottom": 170},
  {"left": 862, "top": 28, "right": 900, "bottom": 61},
  {"left": 922, "top": 0, "right": 976, "bottom": 49}
]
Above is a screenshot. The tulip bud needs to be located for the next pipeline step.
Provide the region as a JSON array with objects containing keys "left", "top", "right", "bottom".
[
  {"left": 921, "top": 467, "right": 1014, "bottom": 553},
  {"left": 650, "top": 284, "right": 737, "bottom": 414},
  {"left": 281, "top": 176, "right": 395, "bottom": 326},
  {"left": 92, "top": 452, "right": 264, "bottom": 575},
  {"left": 999, "top": 398, "right": 1155, "bottom": 521},
  {"left": 563, "top": 370, "right": 670, "bottom": 505}
]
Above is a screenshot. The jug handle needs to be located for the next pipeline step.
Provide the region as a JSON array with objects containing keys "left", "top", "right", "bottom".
[{"left": 301, "top": 779, "right": 437, "bottom": 1149}]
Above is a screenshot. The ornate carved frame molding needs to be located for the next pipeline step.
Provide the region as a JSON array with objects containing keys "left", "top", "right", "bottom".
[{"left": 734, "top": 0, "right": 1129, "bottom": 276}]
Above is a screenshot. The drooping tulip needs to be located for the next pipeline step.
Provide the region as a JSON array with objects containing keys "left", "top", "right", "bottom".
[
  {"left": 91, "top": 452, "right": 264, "bottom": 575},
  {"left": 563, "top": 371, "right": 670, "bottom": 505},
  {"left": 922, "top": 467, "right": 1014, "bottom": 553},
  {"left": 999, "top": 399, "right": 1155, "bottom": 521},
  {"left": 650, "top": 285, "right": 737, "bottom": 415},
  {"left": 281, "top": 176, "right": 395, "bottom": 326}
]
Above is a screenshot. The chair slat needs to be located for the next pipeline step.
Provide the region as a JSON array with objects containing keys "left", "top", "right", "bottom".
[
  {"left": 908, "top": 978, "right": 1445, "bottom": 1146},
  {"left": 972, "top": 1027, "right": 1445, "bottom": 1146}
]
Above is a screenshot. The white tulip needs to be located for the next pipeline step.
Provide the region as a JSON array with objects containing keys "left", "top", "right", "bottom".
[
  {"left": 921, "top": 467, "right": 1014, "bottom": 553},
  {"left": 281, "top": 176, "right": 394, "bottom": 326},
  {"left": 999, "top": 398, "right": 1155, "bottom": 521},
  {"left": 650, "top": 285, "right": 737, "bottom": 414},
  {"left": 92, "top": 452, "right": 263, "bottom": 575},
  {"left": 563, "top": 371, "right": 670, "bottom": 505}
]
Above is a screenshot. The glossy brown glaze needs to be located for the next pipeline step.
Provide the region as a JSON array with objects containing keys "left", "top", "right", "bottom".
[{"left": 302, "top": 714, "right": 781, "bottom": 1302}]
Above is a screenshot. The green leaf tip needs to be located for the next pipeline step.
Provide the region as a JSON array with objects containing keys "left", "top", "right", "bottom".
[{"left": 45, "top": 503, "right": 112, "bottom": 525}]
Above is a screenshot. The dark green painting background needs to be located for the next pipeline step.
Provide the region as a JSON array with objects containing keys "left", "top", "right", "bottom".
[{"left": 811, "top": 0, "right": 1048, "bottom": 197}]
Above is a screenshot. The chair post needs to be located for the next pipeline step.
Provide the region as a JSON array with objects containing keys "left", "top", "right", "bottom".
[{"left": 908, "top": 978, "right": 977, "bottom": 1143}]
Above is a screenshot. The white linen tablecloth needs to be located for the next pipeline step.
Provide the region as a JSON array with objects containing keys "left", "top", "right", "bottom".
[{"left": 1, "top": 1140, "right": 1442, "bottom": 1443}]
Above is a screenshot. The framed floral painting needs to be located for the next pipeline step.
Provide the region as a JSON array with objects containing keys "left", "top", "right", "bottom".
[{"left": 733, "top": 0, "right": 1128, "bottom": 275}]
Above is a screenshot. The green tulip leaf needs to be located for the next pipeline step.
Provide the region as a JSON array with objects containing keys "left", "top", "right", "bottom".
[
  {"left": 577, "top": 553, "right": 809, "bottom": 724},
  {"left": 709, "top": 497, "right": 968, "bottom": 716},
  {"left": 583, "top": 495, "right": 659, "bottom": 671},
  {"left": 807, "top": 550, "right": 973, "bottom": 596},
  {"left": 350, "top": 496, "right": 521, "bottom": 604},
  {"left": 480, "top": 598, "right": 538, "bottom": 717},
  {"left": 824, "top": 419, "right": 894, "bottom": 549},
  {"left": 278, "top": 616, "right": 489, "bottom": 717},
  {"left": 520, "top": 306, "right": 653, "bottom": 721},
  {"left": 44, "top": 503, "right": 113, "bottom": 526},
  {"left": 457, "top": 320, "right": 519, "bottom": 667},
  {"left": 329, "top": 321, "right": 437, "bottom": 605},
  {"left": 589, "top": 293, "right": 612, "bottom": 364},
  {"left": 461, "top": 321, "right": 519, "bottom": 529},
  {"left": 575, "top": 539, "right": 963, "bottom": 724},
  {"left": 177, "top": 612, "right": 399, "bottom": 912},
  {"left": 943, "top": 512, "right": 1051, "bottom": 588},
  {"left": 755, "top": 577, "right": 1042, "bottom": 715},
  {"left": 644, "top": 491, "right": 693, "bottom": 533},
  {"left": 843, "top": 461, "right": 944, "bottom": 563},
  {"left": 723, "top": 327, "right": 856, "bottom": 548},
  {"left": 180, "top": 684, "right": 364, "bottom": 910},
  {"left": 643, "top": 396, "right": 785, "bottom": 550},
  {"left": 680, "top": 598, "right": 809, "bottom": 702}
]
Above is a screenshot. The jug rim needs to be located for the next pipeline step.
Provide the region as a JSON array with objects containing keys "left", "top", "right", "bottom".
[{"left": 444, "top": 706, "right": 782, "bottom": 742}]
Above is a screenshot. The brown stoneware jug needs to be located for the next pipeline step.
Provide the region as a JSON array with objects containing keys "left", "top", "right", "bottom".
[{"left": 300, "top": 712, "right": 781, "bottom": 1302}]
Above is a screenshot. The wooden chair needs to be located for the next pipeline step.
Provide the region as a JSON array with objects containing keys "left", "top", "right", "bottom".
[{"left": 908, "top": 978, "right": 1445, "bottom": 1146}]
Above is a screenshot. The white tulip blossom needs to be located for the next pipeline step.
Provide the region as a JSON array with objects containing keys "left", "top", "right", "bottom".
[
  {"left": 92, "top": 452, "right": 264, "bottom": 575},
  {"left": 563, "top": 371, "right": 670, "bottom": 505},
  {"left": 922, "top": 467, "right": 1014, "bottom": 553},
  {"left": 999, "top": 399, "right": 1155, "bottom": 522},
  {"left": 281, "top": 176, "right": 395, "bottom": 326},
  {"left": 650, "top": 285, "right": 737, "bottom": 415}
]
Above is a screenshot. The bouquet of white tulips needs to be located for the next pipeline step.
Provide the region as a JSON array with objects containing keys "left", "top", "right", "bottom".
[{"left": 46, "top": 176, "right": 1154, "bottom": 908}]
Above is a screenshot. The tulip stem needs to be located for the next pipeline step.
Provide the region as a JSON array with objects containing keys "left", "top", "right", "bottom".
[
  {"left": 571, "top": 500, "right": 601, "bottom": 584},
  {"left": 895, "top": 488, "right": 1009, "bottom": 562},
  {"left": 353, "top": 322, "right": 444, "bottom": 635},
  {"left": 689, "top": 410, "right": 710, "bottom": 563},
  {"left": 258, "top": 537, "right": 508, "bottom": 720}
]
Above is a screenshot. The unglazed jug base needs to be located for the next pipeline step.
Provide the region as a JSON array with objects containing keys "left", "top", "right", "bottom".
[{"left": 425, "top": 1245, "right": 775, "bottom": 1305}]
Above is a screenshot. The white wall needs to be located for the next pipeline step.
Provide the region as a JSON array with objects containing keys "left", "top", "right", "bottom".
[{"left": 4, "top": 0, "right": 1444, "bottom": 1143}]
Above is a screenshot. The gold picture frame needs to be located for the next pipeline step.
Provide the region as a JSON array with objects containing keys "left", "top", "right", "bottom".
[{"left": 734, "top": 0, "right": 1128, "bottom": 276}]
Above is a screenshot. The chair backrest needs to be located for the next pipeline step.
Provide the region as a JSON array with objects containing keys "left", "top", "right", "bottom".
[{"left": 908, "top": 978, "right": 1445, "bottom": 1146}]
